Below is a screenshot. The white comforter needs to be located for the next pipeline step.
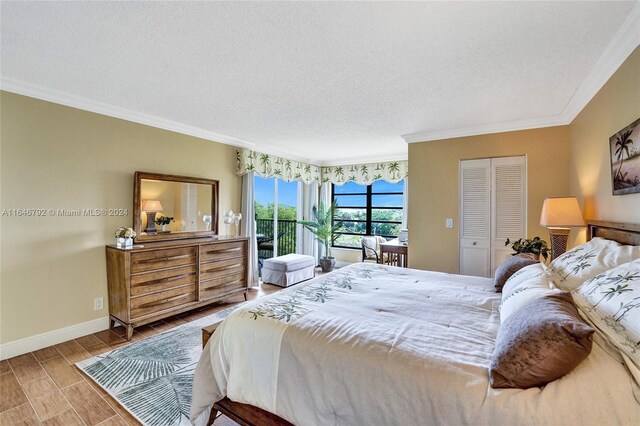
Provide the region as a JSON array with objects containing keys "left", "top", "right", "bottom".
[{"left": 191, "top": 263, "right": 640, "bottom": 425}]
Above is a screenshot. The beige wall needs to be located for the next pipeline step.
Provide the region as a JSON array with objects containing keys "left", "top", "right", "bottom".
[
  {"left": 408, "top": 126, "right": 570, "bottom": 273},
  {"left": 569, "top": 46, "right": 640, "bottom": 245},
  {"left": 0, "top": 91, "right": 241, "bottom": 344}
]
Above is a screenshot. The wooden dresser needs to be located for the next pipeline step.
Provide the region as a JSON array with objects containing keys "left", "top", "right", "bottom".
[{"left": 105, "top": 237, "right": 248, "bottom": 340}]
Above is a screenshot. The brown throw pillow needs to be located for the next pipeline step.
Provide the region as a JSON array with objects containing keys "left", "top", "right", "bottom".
[
  {"left": 489, "top": 292, "right": 594, "bottom": 389},
  {"left": 494, "top": 255, "right": 538, "bottom": 292}
]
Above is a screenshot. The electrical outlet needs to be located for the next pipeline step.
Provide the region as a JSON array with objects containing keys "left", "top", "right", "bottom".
[
  {"left": 445, "top": 218, "right": 454, "bottom": 229},
  {"left": 94, "top": 297, "right": 104, "bottom": 311}
]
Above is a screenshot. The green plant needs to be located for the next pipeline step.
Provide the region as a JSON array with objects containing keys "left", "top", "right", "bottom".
[
  {"left": 155, "top": 216, "right": 174, "bottom": 226},
  {"left": 298, "top": 201, "right": 343, "bottom": 258},
  {"left": 505, "top": 236, "right": 550, "bottom": 261}
]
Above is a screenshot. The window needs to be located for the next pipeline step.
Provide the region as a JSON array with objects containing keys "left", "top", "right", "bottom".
[
  {"left": 254, "top": 176, "right": 299, "bottom": 258},
  {"left": 332, "top": 180, "right": 404, "bottom": 248}
]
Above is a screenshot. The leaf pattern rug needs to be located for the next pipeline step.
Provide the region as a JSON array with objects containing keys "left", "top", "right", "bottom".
[{"left": 77, "top": 305, "right": 243, "bottom": 426}]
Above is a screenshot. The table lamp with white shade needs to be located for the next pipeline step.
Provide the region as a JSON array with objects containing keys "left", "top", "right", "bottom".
[
  {"left": 539, "top": 197, "right": 585, "bottom": 260},
  {"left": 141, "top": 200, "right": 163, "bottom": 234}
]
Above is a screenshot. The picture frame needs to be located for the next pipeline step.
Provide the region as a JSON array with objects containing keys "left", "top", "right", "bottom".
[{"left": 609, "top": 117, "right": 640, "bottom": 196}]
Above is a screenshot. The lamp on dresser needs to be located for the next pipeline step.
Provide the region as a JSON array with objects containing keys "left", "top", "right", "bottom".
[
  {"left": 539, "top": 197, "right": 585, "bottom": 260},
  {"left": 141, "top": 199, "right": 163, "bottom": 234}
]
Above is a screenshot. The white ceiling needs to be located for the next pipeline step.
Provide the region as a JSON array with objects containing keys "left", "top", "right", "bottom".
[{"left": 1, "top": 1, "right": 639, "bottom": 165}]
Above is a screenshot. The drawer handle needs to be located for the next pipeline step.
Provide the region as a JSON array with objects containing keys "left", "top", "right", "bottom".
[
  {"left": 205, "top": 263, "right": 242, "bottom": 272},
  {"left": 139, "top": 273, "right": 193, "bottom": 287},
  {"left": 202, "top": 279, "right": 242, "bottom": 290},
  {"left": 139, "top": 293, "right": 188, "bottom": 309},
  {"left": 137, "top": 254, "right": 191, "bottom": 264},
  {"left": 204, "top": 248, "right": 241, "bottom": 255}
]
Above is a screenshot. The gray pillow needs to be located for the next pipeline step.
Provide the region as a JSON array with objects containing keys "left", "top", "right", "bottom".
[
  {"left": 494, "top": 255, "right": 538, "bottom": 292},
  {"left": 489, "top": 292, "right": 594, "bottom": 389}
]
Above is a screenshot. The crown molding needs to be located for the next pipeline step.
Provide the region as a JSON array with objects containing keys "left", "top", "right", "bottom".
[
  {"left": 401, "top": 114, "right": 566, "bottom": 144},
  {"left": 0, "top": 78, "right": 390, "bottom": 166},
  {"left": 318, "top": 152, "right": 408, "bottom": 167},
  {"left": 0, "top": 78, "right": 257, "bottom": 149},
  {"left": 402, "top": 2, "right": 640, "bottom": 144}
]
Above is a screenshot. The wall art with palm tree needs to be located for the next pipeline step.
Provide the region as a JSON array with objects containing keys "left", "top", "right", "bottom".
[{"left": 609, "top": 117, "right": 640, "bottom": 195}]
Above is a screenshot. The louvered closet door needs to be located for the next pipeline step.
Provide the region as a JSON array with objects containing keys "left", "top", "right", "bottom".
[
  {"left": 491, "top": 157, "right": 527, "bottom": 274},
  {"left": 459, "top": 159, "right": 491, "bottom": 277}
]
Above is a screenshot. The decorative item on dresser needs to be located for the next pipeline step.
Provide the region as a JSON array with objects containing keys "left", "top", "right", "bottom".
[
  {"left": 106, "top": 237, "right": 249, "bottom": 340},
  {"left": 539, "top": 197, "right": 585, "bottom": 260},
  {"left": 114, "top": 226, "right": 136, "bottom": 249},
  {"left": 133, "top": 171, "right": 219, "bottom": 242}
]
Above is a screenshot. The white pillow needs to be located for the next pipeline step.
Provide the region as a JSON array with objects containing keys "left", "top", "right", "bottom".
[
  {"left": 549, "top": 237, "right": 640, "bottom": 291},
  {"left": 500, "top": 264, "right": 561, "bottom": 323},
  {"left": 573, "top": 259, "right": 640, "bottom": 369},
  {"left": 502, "top": 263, "right": 548, "bottom": 292}
]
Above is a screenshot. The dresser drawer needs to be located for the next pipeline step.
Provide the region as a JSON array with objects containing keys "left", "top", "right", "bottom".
[
  {"left": 200, "top": 257, "right": 245, "bottom": 281},
  {"left": 131, "top": 247, "right": 196, "bottom": 273},
  {"left": 130, "top": 265, "right": 197, "bottom": 296},
  {"left": 200, "top": 241, "right": 245, "bottom": 262},
  {"left": 200, "top": 272, "right": 246, "bottom": 301},
  {"left": 130, "top": 284, "right": 196, "bottom": 320}
]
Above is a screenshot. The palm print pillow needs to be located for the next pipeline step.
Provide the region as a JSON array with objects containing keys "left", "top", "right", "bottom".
[
  {"left": 549, "top": 237, "right": 640, "bottom": 291},
  {"left": 573, "top": 259, "right": 640, "bottom": 367},
  {"left": 500, "top": 268, "right": 561, "bottom": 323}
]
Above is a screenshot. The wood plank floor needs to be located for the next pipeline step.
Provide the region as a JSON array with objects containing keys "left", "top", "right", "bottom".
[{"left": 1, "top": 283, "right": 284, "bottom": 426}]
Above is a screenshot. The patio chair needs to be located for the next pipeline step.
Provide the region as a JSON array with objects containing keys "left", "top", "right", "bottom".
[{"left": 361, "top": 235, "right": 388, "bottom": 263}]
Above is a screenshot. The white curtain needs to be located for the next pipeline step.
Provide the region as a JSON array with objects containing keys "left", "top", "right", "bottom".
[
  {"left": 241, "top": 171, "right": 259, "bottom": 287},
  {"left": 402, "top": 177, "right": 409, "bottom": 229},
  {"left": 297, "top": 183, "right": 319, "bottom": 262},
  {"left": 316, "top": 182, "right": 333, "bottom": 259}
]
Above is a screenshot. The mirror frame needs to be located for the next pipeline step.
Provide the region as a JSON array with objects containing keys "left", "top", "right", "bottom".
[{"left": 133, "top": 171, "right": 219, "bottom": 242}]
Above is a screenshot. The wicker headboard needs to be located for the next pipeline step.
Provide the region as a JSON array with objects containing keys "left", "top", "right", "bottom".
[{"left": 587, "top": 220, "right": 640, "bottom": 246}]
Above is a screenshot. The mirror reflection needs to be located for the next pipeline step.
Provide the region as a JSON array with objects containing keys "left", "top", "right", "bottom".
[{"left": 140, "top": 179, "right": 213, "bottom": 234}]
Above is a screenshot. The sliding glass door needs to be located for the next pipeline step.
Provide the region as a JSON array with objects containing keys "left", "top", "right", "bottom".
[{"left": 254, "top": 176, "right": 299, "bottom": 262}]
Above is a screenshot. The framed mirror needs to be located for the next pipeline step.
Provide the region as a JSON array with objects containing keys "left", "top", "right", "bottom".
[{"left": 133, "top": 171, "right": 219, "bottom": 242}]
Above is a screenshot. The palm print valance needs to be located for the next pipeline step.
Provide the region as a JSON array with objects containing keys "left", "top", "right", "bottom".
[
  {"left": 237, "top": 149, "right": 408, "bottom": 185},
  {"left": 321, "top": 160, "right": 408, "bottom": 186},
  {"left": 236, "top": 149, "right": 322, "bottom": 184}
]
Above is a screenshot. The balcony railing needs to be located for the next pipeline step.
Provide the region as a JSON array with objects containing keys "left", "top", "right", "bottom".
[{"left": 256, "top": 218, "right": 297, "bottom": 259}]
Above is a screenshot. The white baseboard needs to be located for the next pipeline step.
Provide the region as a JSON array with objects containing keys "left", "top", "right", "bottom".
[{"left": 0, "top": 316, "right": 110, "bottom": 360}]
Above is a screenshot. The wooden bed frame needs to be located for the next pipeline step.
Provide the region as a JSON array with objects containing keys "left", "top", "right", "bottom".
[
  {"left": 587, "top": 219, "right": 640, "bottom": 245},
  {"left": 205, "top": 219, "right": 640, "bottom": 426}
]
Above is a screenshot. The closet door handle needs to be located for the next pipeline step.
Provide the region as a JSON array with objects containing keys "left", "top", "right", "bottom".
[{"left": 472, "top": 241, "right": 477, "bottom": 246}]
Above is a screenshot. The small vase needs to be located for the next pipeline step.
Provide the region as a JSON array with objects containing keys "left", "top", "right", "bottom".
[
  {"left": 116, "top": 237, "right": 133, "bottom": 248},
  {"left": 162, "top": 224, "right": 167, "bottom": 232}
]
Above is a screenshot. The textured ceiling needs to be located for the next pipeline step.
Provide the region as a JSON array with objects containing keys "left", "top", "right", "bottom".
[{"left": 1, "top": 1, "right": 637, "bottom": 164}]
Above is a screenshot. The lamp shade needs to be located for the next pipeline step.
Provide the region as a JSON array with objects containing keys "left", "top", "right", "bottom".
[
  {"left": 540, "top": 197, "right": 585, "bottom": 227},
  {"left": 141, "top": 199, "right": 163, "bottom": 212}
]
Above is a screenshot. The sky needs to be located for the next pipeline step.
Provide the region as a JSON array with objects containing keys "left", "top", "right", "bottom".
[
  {"left": 254, "top": 176, "right": 298, "bottom": 206},
  {"left": 254, "top": 177, "right": 404, "bottom": 207}
]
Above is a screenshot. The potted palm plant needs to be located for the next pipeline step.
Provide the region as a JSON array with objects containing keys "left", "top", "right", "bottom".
[{"left": 298, "top": 201, "right": 343, "bottom": 272}]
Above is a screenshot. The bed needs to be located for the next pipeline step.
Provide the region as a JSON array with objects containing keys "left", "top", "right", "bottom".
[{"left": 190, "top": 220, "right": 640, "bottom": 426}]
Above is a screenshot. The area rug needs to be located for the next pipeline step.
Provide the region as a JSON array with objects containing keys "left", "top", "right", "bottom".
[{"left": 77, "top": 304, "right": 243, "bottom": 426}]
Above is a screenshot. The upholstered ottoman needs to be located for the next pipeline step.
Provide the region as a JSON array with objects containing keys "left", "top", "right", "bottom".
[{"left": 262, "top": 254, "right": 316, "bottom": 287}]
